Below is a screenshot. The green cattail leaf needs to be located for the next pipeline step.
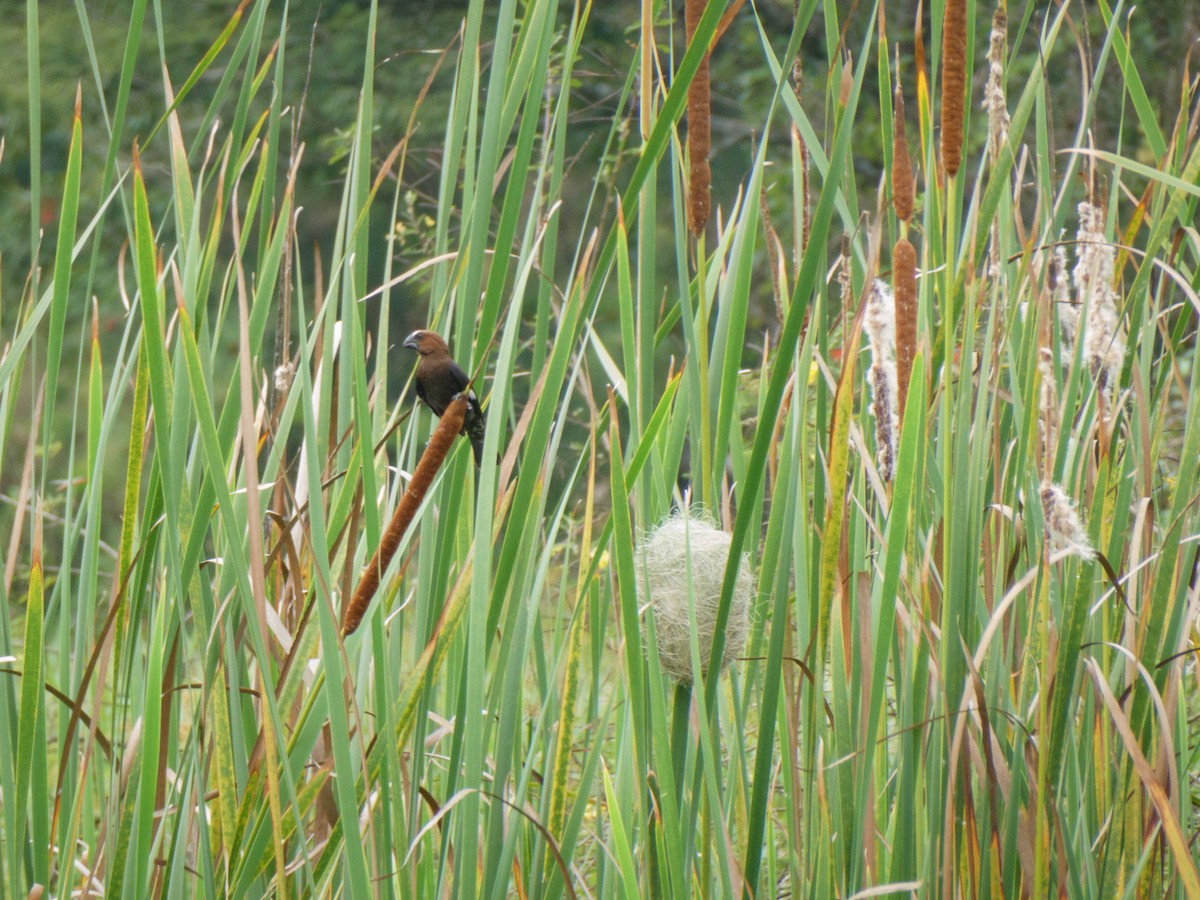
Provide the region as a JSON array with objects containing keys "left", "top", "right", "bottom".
[
  {"left": 606, "top": 394, "right": 646, "bottom": 757},
  {"left": 145, "top": 0, "right": 252, "bottom": 145},
  {"left": 816, "top": 320, "right": 859, "bottom": 672},
  {"left": 1095, "top": 0, "right": 1167, "bottom": 161},
  {"left": 210, "top": 664, "right": 239, "bottom": 862},
  {"left": 87, "top": 305, "right": 102, "bottom": 481},
  {"left": 105, "top": 753, "right": 140, "bottom": 900},
  {"left": 600, "top": 762, "right": 641, "bottom": 900},
  {"left": 113, "top": 340, "right": 149, "bottom": 664},
  {"left": 859, "top": 353, "right": 926, "bottom": 824},
  {"left": 42, "top": 104, "right": 83, "bottom": 458},
  {"left": 131, "top": 150, "right": 173, "bottom": 450},
  {"left": 14, "top": 545, "right": 45, "bottom": 893},
  {"left": 544, "top": 608, "right": 584, "bottom": 879}
]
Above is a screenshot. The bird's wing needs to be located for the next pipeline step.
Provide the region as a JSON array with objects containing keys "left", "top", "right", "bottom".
[
  {"left": 446, "top": 361, "right": 484, "bottom": 412},
  {"left": 447, "top": 361, "right": 472, "bottom": 394}
]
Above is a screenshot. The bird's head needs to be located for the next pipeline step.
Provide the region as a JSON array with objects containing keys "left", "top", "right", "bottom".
[{"left": 402, "top": 329, "right": 451, "bottom": 357}]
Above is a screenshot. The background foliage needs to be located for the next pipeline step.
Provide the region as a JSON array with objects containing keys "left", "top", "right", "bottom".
[{"left": 3, "top": 0, "right": 1200, "bottom": 896}]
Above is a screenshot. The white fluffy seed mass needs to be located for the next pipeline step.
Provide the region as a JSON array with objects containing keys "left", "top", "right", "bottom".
[
  {"left": 864, "top": 279, "right": 899, "bottom": 482},
  {"left": 636, "top": 511, "right": 753, "bottom": 683},
  {"left": 1039, "top": 481, "right": 1096, "bottom": 561},
  {"left": 1073, "top": 201, "right": 1126, "bottom": 396},
  {"left": 982, "top": 10, "right": 1010, "bottom": 164}
]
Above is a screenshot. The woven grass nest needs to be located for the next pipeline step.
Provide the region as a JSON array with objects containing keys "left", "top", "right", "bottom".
[{"left": 635, "top": 510, "right": 753, "bottom": 683}]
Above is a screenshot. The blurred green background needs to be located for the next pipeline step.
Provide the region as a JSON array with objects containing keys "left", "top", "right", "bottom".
[{"left": 3, "top": 0, "right": 1197, "bottom": 550}]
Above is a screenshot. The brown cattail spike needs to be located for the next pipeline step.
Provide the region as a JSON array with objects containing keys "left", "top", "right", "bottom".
[
  {"left": 342, "top": 393, "right": 469, "bottom": 636},
  {"left": 940, "top": 0, "right": 967, "bottom": 178},
  {"left": 892, "top": 84, "right": 914, "bottom": 222},
  {"left": 685, "top": 0, "right": 711, "bottom": 237},
  {"left": 893, "top": 238, "right": 918, "bottom": 420}
]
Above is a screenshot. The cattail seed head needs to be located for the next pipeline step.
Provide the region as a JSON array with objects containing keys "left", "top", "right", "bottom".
[
  {"left": 760, "top": 187, "right": 788, "bottom": 324},
  {"left": 893, "top": 238, "right": 918, "bottom": 420},
  {"left": 983, "top": 9, "right": 1010, "bottom": 165},
  {"left": 1037, "top": 347, "right": 1059, "bottom": 456},
  {"left": 892, "top": 84, "right": 914, "bottom": 222},
  {"left": 685, "top": 0, "right": 712, "bottom": 237},
  {"left": 1050, "top": 243, "right": 1078, "bottom": 347},
  {"left": 838, "top": 237, "right": 853, "bottom": 311},
  {"left": 1073, "top": 202, "right": 1112, "bottom": 302},
  {"left": 1072, "top": 201, "right": 1126, "bottom": 396},
  {"left": 865, "top": 278, "right": 896, "bottom": 350},
  {"left": 637, "top": 510, "right": 753, "bottom": 682},
  {"left": 343, "top": 394, "right": 468, "bottom": 636},
  {"left": 940, "top": 0, "right": 967, "bottom": 178},
  {"left": 1086, "top": 300, "right": 1125, "bottom": 396},
  {"left": 1039, "top": 481, "right": 1096, "bottom": 561},
  {"left": 864, "top": 279, "right": 899, "bottom": 482}
]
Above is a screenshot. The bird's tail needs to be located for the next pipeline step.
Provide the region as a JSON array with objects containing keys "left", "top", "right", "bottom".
[{"left": 466, "top": 416, "right": 486, "bottom": 468}]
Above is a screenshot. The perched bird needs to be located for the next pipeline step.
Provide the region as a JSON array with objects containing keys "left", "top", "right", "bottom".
[{"left": 402, "top": 329, "right": 486, "bottom": 466}]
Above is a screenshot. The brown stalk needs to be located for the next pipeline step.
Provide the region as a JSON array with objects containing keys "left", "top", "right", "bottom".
[
  {"left": 790, "top": 51, "right": 811, "bottom": 264},
  {"left": 892, "top": 83, "right": 914, "bottom": 222},
  {"left": 893, "top": 237, "right": 918, "bottom": 420},
  {"left": 342, "top": 394, "right": 468, "bottom": 636},
  {"left": 760, "top": 186, "right": 787, "bottom": 324},
  {"left": 685, "top": 0, "right": 711, "bottom": 236},
  {"left": 940, "top": 0, "right": 967, "bottom": 178}
]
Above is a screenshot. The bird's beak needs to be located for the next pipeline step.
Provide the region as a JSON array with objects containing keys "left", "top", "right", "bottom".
[{"left": 402, "top": 332, "right": 420, "bottom": 350}]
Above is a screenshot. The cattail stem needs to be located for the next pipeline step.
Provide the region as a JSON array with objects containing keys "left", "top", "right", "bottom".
[
  {"left": 940, "top": 0, "right": 967, "bottom": 178},
  {"left": 342, "top": 394, "right": 468, "bottom": 636},
  {"left": 685, "top": 0, "right": 711, "bottom": 237}
]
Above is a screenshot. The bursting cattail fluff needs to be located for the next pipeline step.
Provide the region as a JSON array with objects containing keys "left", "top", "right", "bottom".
[
  {"left": 982, "top": 9, "right": 1010, "bottom": 165},
  {"left": 1050, "top": 242, "right": 1078, "bottom": 347},
  {"left": 1037, "top": 348, "right": 1059, "bottom": 456},
  {"left": 636, "top": 510, "right": 753, "bottom": 683},
  {"left": 1072, "top": 202, "right": 1126, "bottom": 395},
  {"left": 1039, "top": 481, "right": 1096, "bottom": 561},
  {"left": 864, "top": 279, "right": 900, "bottom": 482},
  {"left": 982, "top": 10, "right": 1010, "bottom": 280}
]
